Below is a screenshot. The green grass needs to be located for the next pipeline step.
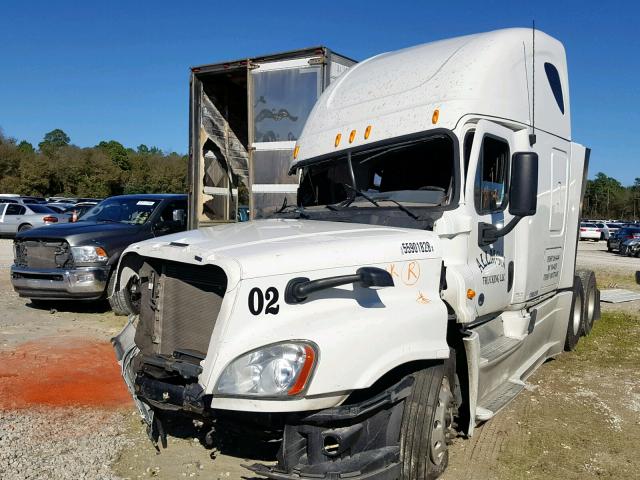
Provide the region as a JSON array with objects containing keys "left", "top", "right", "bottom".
[
  {"left": 574, "top": 310, "right": 640, "bottom": 368},
  {"left": 595, "top": 270, "right": 640, "bottom": 290}
]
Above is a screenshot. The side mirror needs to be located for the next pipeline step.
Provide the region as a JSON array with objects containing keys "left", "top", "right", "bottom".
[
  {"left": 509, "top": 152, "right": 538, "bottom": 217},
  {"left": 153, "top": 221, "right": 171, "bottom": 235},
  {"left": 172, "top": 209, "right": 186, "bottom": 224},
  {"left": 478, "top": 151, "right": 538, "bottom": 247}
]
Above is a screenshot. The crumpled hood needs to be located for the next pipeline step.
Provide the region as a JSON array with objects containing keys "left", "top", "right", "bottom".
[{"left": 127, "top": 219, "right": 441, "bottom": 280}]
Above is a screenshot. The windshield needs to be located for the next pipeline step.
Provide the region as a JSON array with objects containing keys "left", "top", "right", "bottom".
[
  {"left": 298, "top": 135, "right": 455, "bottom": 208},
  {"left": 80, "top": 198, "right": 160, "bottom": 224}
]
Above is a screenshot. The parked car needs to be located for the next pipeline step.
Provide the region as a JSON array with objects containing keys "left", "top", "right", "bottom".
[
  {"left": 594, "top": 222, "right": 610, "bottom": 240},
  {"left": 579, "top": 222, "right": 601, "bottom": 241},
  {"left": 621, "top": 237, "right": 640, "bottom": 257},
  {"left": 607, "top": 227, "right": 640, "bottom": 252},
  {"left": 0, "top": 203, "right": 69, "bottom": 235},
  {"left": 11, "top": 194, "right": 187, "bottom": 313},
  {"left": 606, "top": 222, "right": 623, "bottom": 236}
]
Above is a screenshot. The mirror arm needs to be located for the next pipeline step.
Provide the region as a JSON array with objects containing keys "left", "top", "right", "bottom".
[
  {"left": 478, "top": 215, "right": 523, "bottom": 247},
  {"left": 285, "top": 267, "right": 394, "bottom": 304}
]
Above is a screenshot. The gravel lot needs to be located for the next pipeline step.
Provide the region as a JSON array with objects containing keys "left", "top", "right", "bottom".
[{"left": 0, "top": 238, "right": 638, "bottom": 479}]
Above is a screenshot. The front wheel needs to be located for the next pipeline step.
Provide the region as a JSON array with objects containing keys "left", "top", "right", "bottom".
[
  {"left": 400, "top": 363, "right": 454, "bottom": 479},
  {"left": 107, "top": 270, "right": 141, "bottom": 316}
]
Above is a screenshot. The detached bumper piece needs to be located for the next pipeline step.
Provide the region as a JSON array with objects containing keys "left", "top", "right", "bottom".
[
  {"left": 247, "top": 376, "right": 414, "bottom": 480},
  {"left": 133, "top": 349, "right": 207, "bottom": 415}
]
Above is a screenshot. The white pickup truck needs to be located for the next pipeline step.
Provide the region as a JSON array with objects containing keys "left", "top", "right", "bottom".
[{"left": 112, "top": 28, "right": 598, "bottom": 480}]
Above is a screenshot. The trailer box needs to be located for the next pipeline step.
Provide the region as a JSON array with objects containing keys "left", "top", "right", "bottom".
[{"left": 188, "top": 47, "right": 355, "bottom": 228}]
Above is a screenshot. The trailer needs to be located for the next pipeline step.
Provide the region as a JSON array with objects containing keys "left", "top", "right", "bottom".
[
  {"left": 188, "top": 47, "right": 355, "bottom": 227},
  {"left": 113, "top": 28, "right": 599, "bottom": 480}
]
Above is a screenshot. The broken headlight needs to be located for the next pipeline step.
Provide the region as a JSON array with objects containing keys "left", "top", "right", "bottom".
[
  {"left": 215, "top": 342, "right": 317, "bottom": 397},
  {"left": 71, "top": 246, "right": 108, "bottom": 264}
]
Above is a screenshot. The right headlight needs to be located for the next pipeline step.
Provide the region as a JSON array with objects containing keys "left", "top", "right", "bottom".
[
  {"left": 215, "top": 342, "right": 317, "bottom": 398},
  {"left": 71, "top": 246, "right": 108, "bottom": 264}
]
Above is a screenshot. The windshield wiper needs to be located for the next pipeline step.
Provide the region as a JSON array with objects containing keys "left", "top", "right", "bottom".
[
  {"left": 340, "top": 184, "right": 421, "bottom": 220},
  {"left": 274, "top": 198, "right": 309, "bottom": 219},
  {"left": 380, "top": 198, "right": 420, "bottom": 220},
  {"left": 341, "top": 183, "right": 379, "bottom": 208}
]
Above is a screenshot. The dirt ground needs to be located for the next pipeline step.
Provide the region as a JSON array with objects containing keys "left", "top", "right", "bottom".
[{"left": 0, "top": 238, "right": 638, "bottom": 479}]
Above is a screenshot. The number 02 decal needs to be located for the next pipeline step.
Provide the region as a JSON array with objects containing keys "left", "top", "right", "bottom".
[{"left": 248, "top": 287, "right": 280, "bottom": 315}]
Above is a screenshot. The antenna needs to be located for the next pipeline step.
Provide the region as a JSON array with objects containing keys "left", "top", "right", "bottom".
[{"left": 529, "top": 20, "right": 537, "bottom": 146}]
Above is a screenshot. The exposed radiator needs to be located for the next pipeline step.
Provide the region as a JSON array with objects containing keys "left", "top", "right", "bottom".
[{"left": 135, "top": 259, "right": 227, "bottom": 357}]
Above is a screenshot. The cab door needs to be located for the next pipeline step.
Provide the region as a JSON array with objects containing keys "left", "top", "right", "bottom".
[{"left": 465, "top": 121, "right": 517, "bottom": 317}]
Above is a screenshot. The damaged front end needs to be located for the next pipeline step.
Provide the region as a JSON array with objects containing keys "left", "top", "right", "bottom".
[
  {"left": 112, "top": 256, "right": 227, "bottom": 446},
  {"left": 247, "top": 376, "right": 413, "bottom": 480}
]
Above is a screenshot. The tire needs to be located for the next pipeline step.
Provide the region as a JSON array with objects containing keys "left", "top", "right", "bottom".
[
  {"left": 18, "top": 224, "right": 32, "bottom": 232},
  {"left": 564, "top": 275, "right": 584, "bottom": 351},
  {"left": 107, "top": 270, "right": 140, "bottom": 316},
  {"left": 607, "top": 242, "right": 613, "bottom": 252},
  {"left": 400, "top": 363, "right": 454, "bottom": 479},
  {"left": 576, "top": 270, "right": 597, "bottom": 335}
]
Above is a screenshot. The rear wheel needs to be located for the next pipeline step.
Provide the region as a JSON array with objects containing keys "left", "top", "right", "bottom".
[
  {"left": 18, "top": 224, "right": 32, "bottom": 232},
  {"left": 577, "top": 270, "right": 597, "bottom": 335},
  {"left": 564, "top": 275, "right": 584, "bottom": 351},
  {"left": 400, "top": 363, "right": 454, "bottom": 479}
]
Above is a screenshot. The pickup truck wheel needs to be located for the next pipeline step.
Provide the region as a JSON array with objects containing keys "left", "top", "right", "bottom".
[
  {"left": 107, "top": 271, "right": 140, "bottom": 316},
  {"left": 564, "top": 275, "right": 584, "bottom": 351},
  {"left": 18, "top": 224, "right": 32, "bottom": 232},
  {"left": 577, "top": 270, "right": 597, "bottom": 335},
  {"left": 400, "top": 363, "right": 453, "bottom": 479}
]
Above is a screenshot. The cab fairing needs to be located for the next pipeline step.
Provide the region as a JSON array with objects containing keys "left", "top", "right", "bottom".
[{"left": 293, "top": 28, "right": 570, "bottom": 164}]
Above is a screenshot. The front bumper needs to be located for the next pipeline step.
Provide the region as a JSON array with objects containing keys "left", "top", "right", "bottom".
[
  {"left": 10, "top": 265, "right": 110, "bottom": 300},
  {"left": 247, "top": 376, "right": 413, "bottom": 480}
]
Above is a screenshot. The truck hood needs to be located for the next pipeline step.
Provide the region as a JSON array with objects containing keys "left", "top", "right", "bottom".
[
  {"left": 128, "top": 219, "right": 441, "bottom": 279},
  {"left": 17, "top": 221, "right": 141, "bottom": 246}
]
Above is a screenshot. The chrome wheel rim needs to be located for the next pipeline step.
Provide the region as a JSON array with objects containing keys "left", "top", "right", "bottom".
[
  {"left": 430, "top": 376, "right": 452, "bottom": 466},
  {"left": 586, "top": 286, "right": 596, "bottom": 325}
]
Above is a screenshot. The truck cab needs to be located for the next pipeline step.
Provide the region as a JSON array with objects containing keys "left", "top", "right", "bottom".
[{"left": 113, "top": 29, "right": 595, "bottom": 480}]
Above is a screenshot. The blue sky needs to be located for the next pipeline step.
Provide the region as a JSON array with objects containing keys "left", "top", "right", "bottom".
[{"left": 1, "top": 1, "right": 638, "bottom": 185}]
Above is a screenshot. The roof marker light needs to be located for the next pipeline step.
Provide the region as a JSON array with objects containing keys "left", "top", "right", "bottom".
[
  {"left": 364, "top": 125, "right": 372, "bottom": 139},
  {"left": 335, "top": 133, "right": 342, "bottom": 147},
  {"left": 293, "top": 145, "right": 300, "bottom": 159},
  {"left": 349, "top": 130, "right": 357, "bottom": 143},
  {"left": 432, "top": 109, "right": 440, "bottom": 124}
]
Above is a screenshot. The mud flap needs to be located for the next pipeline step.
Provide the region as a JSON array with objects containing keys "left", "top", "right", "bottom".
[{"left": 246, "top": 376, "right": 414, "bottom": 480}]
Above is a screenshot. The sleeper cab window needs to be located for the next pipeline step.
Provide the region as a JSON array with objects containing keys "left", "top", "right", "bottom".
[
  {"left": 544, "top": 62, "right": 565, "bottom": 114},
  {"left": 474, "top": 136, "right": 510, "bottom": 214}
]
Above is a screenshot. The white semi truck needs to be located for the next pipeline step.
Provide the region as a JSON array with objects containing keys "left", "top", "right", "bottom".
[{"left": 112, "top": 28, "right": 599, "bottom": 480}]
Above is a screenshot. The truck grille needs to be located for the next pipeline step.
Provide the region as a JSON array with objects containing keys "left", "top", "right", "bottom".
[
  {"left": 13, "top": 239, "right": 72, "bottom": 269},
  {"left": 135, "top": 259, "right": 227, "bottom": 357}
]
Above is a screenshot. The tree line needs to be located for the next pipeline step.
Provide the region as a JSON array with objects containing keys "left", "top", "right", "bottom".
[
  {"left": 1, "top": 127, "right": 637, "bottom": 220},
  {"left": 583, "top": 173, "right": 640, "bottom": 221},
  {"left": 0, "top": 128, "right": 187, "bottom": 198}
]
